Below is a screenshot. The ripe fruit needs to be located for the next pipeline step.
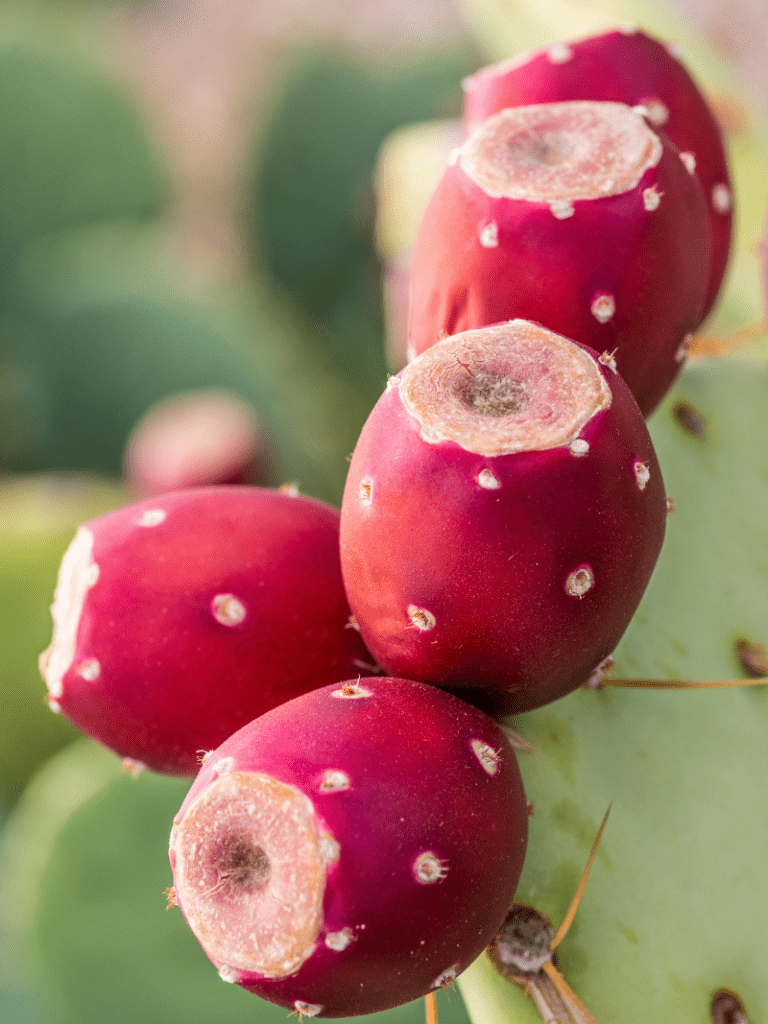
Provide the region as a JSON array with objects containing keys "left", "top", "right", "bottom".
[
  {"left": 340, "top": 321, "right": 667, "bottom": 714},
  {"left": 462, "top": 26, "right": 732, "bottom": 320},
  {"left": 123, "top": 389, "right": 269, "bottom": 496},
  {"left": 408, "top": 99, "right": 711, "bottom": 416},
  {"left": 168, "top": 676, "right": 529, "bottom": 1018},
  {"left": 39, "top": 486, "right": 373, "bottom": 775}
]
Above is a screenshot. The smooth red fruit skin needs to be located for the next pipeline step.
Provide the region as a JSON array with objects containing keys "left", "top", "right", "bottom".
[
  {"left": 462, "top": 26, "right": 732, "bottom": 320},
  {"left": 40, "top": 487, "right": 373, "bottom": 775},
  {"left": 408, "top": 108, "right": 710, "bottom": 418},
  {"left": 339, "top": 331, "right": 667, "bottom": 715},
  {"left": 170, "top": 677, "right": 529, "bottom": 1018}
]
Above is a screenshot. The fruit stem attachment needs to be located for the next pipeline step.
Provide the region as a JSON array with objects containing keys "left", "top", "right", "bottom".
[
  {"left": 550, "top": 802, "right": 611, "bottom": 950},
  {"left": 425, "top": 991, "right": 438, "bottom": 1024}
]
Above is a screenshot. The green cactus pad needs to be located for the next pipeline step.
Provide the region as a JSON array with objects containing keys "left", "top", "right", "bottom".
[
  {"left": 0, "top": 45, "right": 164, "bottom": 269},
  {"left": 457, "top": 358, "right": 768, "bottom": 1023}
]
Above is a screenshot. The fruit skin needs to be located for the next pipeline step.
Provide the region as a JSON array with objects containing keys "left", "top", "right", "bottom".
[
  {"left": 408, "top": 102, "right": 711, "bottom": 418},
  {"left": 339, "top": 324, "right": 667, "bottom": 714},
  {"left": 462, "top": 26, "right": 732, "bottom": 321},
  {"left": 169, "top": 676, "right": 529, "bottom": 1018},
  {"left": 39, "top": 486, "right": 373, "bottom": 776}
]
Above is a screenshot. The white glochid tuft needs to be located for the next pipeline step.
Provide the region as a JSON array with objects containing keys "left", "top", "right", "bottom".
[
  {"left": 566, "top": 566, "right": 595, "bottom": 599},
  {"left": 591, "top": 293, "right": 616, "bottom": 324},
  {"left": 478, "top": 468, "right": 501, "bottom": 489},
  {"left": 432, "top": 966, "right": 459, "bottom": 989},
  {"left": 407, "top": 605, "right": 436, "bottom": 631},
  {"left": 331, "top": 683, "right": 372, "bottom": 699},
  {"left": 320, "top": 769, "right": 351, "bottom": 792},
  {"left": 643, "top": 185, "right": 663, "bottom": 211},
  {"left": 679, "top": 151, "right": 696, "bottom": 174},
  {"left": 294, "top": 1002, "right": 324, "bottom": 1018},
  {"left": 479, "top": 221, "right": 499, "bottom": 248},
  {"left": 139, "top": 509, "right": 166, "bottom": 527},
  {"left": 569, "top": 438, "right": 590, "bottom": 457},
  {"left": 712, "top": 183, "right": 732, "bottom": 215},
  {"left": 634, "top": 461, "right": 651, "bottom": 490},
  {"left": 325, "top": 928, "right": 355, "bottom": 951},
  {"left": 77, "top": 658, "right": 101, "bottom": 681},
  {"left": 413, "top": 851, "right": 448, "bottom": 884},
  {"left": 675, "top": 333, "right": 693, "bottom": 363},
  {"left": 547, "top": 43, "right": 573, "bottom": 63},
  {"left": 472, "top": 739, "right": 501, "bottom": 775},
  {"left": 550, "top": 200, "right": 575, "bottom": 220},
  {"left": 637, "top": 97, "right": 669, "bottom": 126},
  {"left": 211, "top": 594, "right": 247, "bottom": 626},
  {"left": 358, "top": 479, "right": 373, "bottom": 505},
  {"left": 320, "top": 836, "right": 341, "bottom": 865},
  {"left": 599, "top": 350, "right": 618, "bottom": 374}
]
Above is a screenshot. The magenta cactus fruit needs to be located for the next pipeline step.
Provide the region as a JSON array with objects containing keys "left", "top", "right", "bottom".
[
  {"left": 123, "top": 389, "right": 269, "bottom": 496},
  {"left": 462, "top": 26, "right": 732, "bottom": 320},
  {"left": 168, "top": 676, "right": 529, "bottom": 1017},
  {"left": 339, "top": 321, "right": 667, "bottom": 714},
  {"left": 39, "top": 486, "right": 373, "bottom": 775},
  {"left": 409, "top": 99, "right": 711, "bottom": 417}
]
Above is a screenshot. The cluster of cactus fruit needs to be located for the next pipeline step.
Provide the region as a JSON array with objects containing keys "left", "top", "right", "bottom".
[{"left": 38, "top": 23, "right": 744, "bottom": 1023}]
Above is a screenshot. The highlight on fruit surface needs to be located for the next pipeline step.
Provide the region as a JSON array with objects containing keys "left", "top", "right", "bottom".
[
  {"left": 462, "top": 25, "right": 732, "bottom": 320},
  {"left": 168, "top": 677, "right": 529, "bottom": 1018},
  {"left": 339, "top": 320, "right": 668, "bottom": 715},
  {"left": 408, "top": 99, "right": 711, "bottom": 417},
  {"left": 38, "top": 486, "right": 373, "bottom": 775}
]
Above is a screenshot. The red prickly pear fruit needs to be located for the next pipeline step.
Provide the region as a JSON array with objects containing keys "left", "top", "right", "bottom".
[
  {"left": 169, "top": 676, "right": 529, "bottom": 1018},
  {"left": 123, "top": 389, "right": 270, "bottom": 496},
  {"left": 409, "top": 100, "right": 711, "bottom": 418},
  {"left": 39, "top": 486, "right": 374, "bottom": 776},
  {"left": 339, "top": 322, "right": 667, "bottom": 714},
  {"left": 462, "top": 26, "right": 732, "bottom": 320}
]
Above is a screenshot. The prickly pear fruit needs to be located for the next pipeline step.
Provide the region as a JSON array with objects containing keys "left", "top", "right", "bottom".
[
  {"left": 340, "top": 321, "right": 667, "bottom": 713},
  {"left": 462, "top": 26, "right": 733, "bottom": 319},
  {"left": 169, "top": 676, "right": 529, "bottom": 1018},
  {"left": 123, "top": 390, "right": 270, "bottom": 496},
  {"left": 39, "top": 486, "right": 373, "bottom": 776},
  {"left": 408, "top": 100, "right": 711, "bottom": 417}
]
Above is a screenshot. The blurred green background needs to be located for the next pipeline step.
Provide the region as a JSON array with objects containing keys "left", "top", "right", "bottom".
[{"left": 2, "top": 0, "right": 768, "bottom": 1023}]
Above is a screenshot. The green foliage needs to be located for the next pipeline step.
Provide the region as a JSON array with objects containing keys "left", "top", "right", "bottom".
[{"left": 0, "top": 45, "right": 164, "bottom": 269}]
